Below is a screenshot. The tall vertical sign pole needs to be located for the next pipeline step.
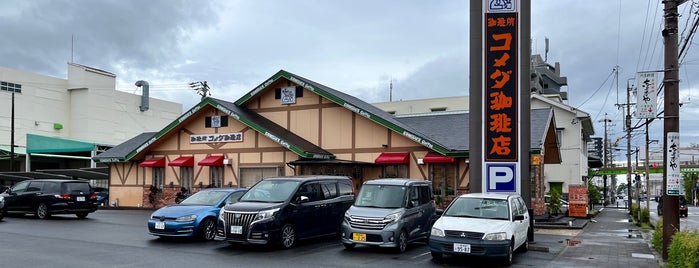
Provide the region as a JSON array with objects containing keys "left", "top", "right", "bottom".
[
  {"left": 662, "top": 0, "right": 680, "bottom": 261},
  {"left": 481, "top": 0, "right": 522, "bottom": 196},
  {"left": 469, "top": 1, "right": 483, "bottom": 194},
  {"left": 520, "top": 0, "right": 532, "bottom": 241},
  {"left": 10, "top": 87, "right": 15, "bottom": 171}
]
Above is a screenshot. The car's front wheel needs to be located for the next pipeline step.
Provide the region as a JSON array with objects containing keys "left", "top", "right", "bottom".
[
  {"left": 35, "top": 203, "right": 50, "bottom": 219},
  {"left": 395, "top": 230, "right": 408, "bottom": 253},
  {"left": 280, "top": 223, "right": 296, "bottom": 249},
  {"left": 198, "top": 218, "right": 217, "bottom": 241},
  {"left": 503, "top": 239, "right": 514, "bottom": 265}
]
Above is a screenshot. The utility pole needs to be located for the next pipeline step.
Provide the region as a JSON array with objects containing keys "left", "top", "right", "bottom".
[
  {"left": 10, "top": 86, "right": 15, "bottom": 171},
  {"left": 601, "top": 114, "right": 612, "bottom": 205},
  {"left": 662, "top": 0, "right": 681, "bottom": 261},
  {"left": 626, "top": 77, "right": 633, "bottom": 214},
  {"left": 645, "top": 119, "right": 650, "bottom": 211}
]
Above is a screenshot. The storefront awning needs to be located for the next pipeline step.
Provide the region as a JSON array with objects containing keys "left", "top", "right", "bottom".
[
  {"left": 168, "top": 156, "right": 194, "bottom": 167},
  {"left": 423, "top": 153, "right": 455, "bottom": 163},
  {"left": 198, "top": 155, "right": 224, "bottom": 166},
  {"left": 374, "top": 152, "right": 409, "bottom": 165},
  {"left": 139, "top": 158, "right": 165, "bottom": 167}
]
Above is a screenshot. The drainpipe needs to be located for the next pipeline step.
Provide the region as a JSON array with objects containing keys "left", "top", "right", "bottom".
[{"left": 135, "top": 80, "right": 149, "bottom": 112}]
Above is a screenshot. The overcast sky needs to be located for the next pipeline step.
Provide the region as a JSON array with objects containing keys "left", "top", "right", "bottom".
[{"left": 3, "top": 0, "right": 699, "bottom": 160}]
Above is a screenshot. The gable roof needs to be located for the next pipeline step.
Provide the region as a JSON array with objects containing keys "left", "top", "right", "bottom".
[
  {"left": 531, "top": 94, "right": 595, "bottom": 140},
  {"left": 236, "top": 70, "right": 459, "bottom": 156},
  {"left": 93, "top": 97, "right": 334, "bottom": 163}
]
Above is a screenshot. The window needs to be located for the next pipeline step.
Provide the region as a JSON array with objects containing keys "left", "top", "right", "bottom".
[
  {"left": 1, "top": 81, "right": 21, "bottom": 93},
  {"left": 430, "top": 163, "right": 456, "bottom": 198},
  {"left": 419, "top": 185, "right": 432, "bottom": 205},
  {"left": 239, "top": 167, "right": 280, "bottom": 187},
  {"left": 556, "top": 128, "right": 564, "bottom": 148},
  {"left": 297, "top": 183, "right": 322, "bottom": 202},
  {"left": 11, "top": 181, "right": 29, "bottom": 193},
  {"left": 27, "top": 182, "right": 45, "bottom": 192},
  {"left": 430, "top": 107, "right": 447, "bottom": 112},
  {"left": 225, "top": 191, "right": 245, "bottom": 204},
  {"left": 153, "top": 167, "right": 164, "bottom": 190},
  {"left": 210, "top": 166, "right": 223, "bottom": 188},
  {"left": 338, "top": 180, "right": 353, "bottom": 196},
  {"left": 181, "top": 167, "right": 193, "bottom": 190},
  {"left": 383, "top": 165, "right": 407, "bottom": 178},
  {"left": 321, "top": 182, "right": 338, "bottom": 199}
]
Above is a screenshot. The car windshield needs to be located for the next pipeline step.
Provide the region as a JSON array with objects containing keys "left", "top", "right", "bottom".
[
  {"left": 240, "top": 180, "right": 300, "bottom": 202},
  {"left": 179, "top": 191, "right": 229, "bottom": 206},
  {"left": 444, "top": 197, "right": 510, "bottom": 220},
  {"left": 354, "top": 185, "right": 406, "bottom": 208}
]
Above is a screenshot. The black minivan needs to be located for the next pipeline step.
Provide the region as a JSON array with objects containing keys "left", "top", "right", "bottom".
[
  {"left": 1, "top": 179, "right": 98, "bottom": 219},
  {"left": 218, "top": 175, "right": 354, "bottom": 248}
]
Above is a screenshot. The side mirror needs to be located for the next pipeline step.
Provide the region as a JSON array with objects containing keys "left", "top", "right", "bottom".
[
  {"left": 435, "top": 209, "right": 444, "bottom": 216},
  {"left": 409, "top": 200, "right": 418, "bottom": 208},
  {"left": 298, "top": 195, "right": 309, "bottom": 203}
]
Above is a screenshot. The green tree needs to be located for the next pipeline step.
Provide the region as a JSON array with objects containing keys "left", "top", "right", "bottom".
[
  {"left": 548, "top": 190, "right": 562, "bottom": 216},
  {"left": 588, "top": 181, "right": 601, "bottom": 205}
]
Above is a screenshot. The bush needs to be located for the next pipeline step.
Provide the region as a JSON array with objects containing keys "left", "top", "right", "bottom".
[
  {"left": 630, "top": 204, "right": 640, "bottom": 222},
  {"left": 667, "top": 229, "right": 699, "bottom": 268},
  {"left": 640, "top": 207, "right": 650, "bottom": 224},
  {"left": 652, "top": 220, "right": 663, "bottom": 253}
]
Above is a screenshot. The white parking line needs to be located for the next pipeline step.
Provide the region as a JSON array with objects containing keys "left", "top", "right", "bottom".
[{"left": 411, "top": 251, "right": 431, "bottom": 259}]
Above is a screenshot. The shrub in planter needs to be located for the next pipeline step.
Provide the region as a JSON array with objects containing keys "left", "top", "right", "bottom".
[
  {"left": 668, "top": 229, "right": 699, "bottom": 268},
  {"left": 641, "top": 207, "right": 650, "bottom": 225},
  {"left": 652, "top": 219, "right": 663, "bottom": 253}
]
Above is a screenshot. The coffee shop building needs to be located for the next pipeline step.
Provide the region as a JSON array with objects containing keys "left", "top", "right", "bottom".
[{"left": 94, "top": 70, "right": 560, "bottom": 212}]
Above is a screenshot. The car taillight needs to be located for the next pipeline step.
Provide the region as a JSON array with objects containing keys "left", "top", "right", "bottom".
[
  {"left": 90, "top": 193, "right": 97, "bottom": 199},
  {"left": 54, "top": 194, "right": 71, "bottom": 199}
]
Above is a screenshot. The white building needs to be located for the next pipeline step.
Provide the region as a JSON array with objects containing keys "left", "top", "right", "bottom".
[{"left": 0, "top": 63, "right": 182, "bottom": 177}]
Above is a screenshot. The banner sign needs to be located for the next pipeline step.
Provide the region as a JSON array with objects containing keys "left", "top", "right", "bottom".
[
  {"left": 636, "top": 72, "right": 658, "bottom": 118},
  {"left": 190, "top": 133, "right": 243, "bottom": 144},
  {"left": 482, "top": 0, "right": 521, "bottom": 194},
  {"left": 667, "top": 132, "right": 681, "bottom": 195},
  {"left": 568, "top": 184, "right": 588, "bottom": 218}
]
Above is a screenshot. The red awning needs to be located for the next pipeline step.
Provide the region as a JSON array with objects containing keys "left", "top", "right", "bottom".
[
  {"left": 423, "top": 153, "right": 455, "bottom": 163},
  {"left": 374, "top": 152, "right": 410, "bottom": 165},
  {"left": 198, "top": 155, "right": 224, "bottom": 166},
  {"left": 168, "top": 156, "right": 194, "bottom": 167},
  {"left": 139, "top": 158, "right": 165, "bottom": 167}
]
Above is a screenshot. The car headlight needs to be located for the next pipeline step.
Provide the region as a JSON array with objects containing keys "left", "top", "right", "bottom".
[
  {"left": 0, "top": 196, "right": 4, "bottom": 202},
  {"left": 484, "top": 232, "right": 507, "bottom": 240},
  {"left": 384, "top": 211, "right": 404, "bottom": 223},
  {"left": 219, "top": 208, "right": 226, "bottom": 221},
  {"left": 175, "top": 214, "right": 198, "bottom": 222},
  {"left": 344, "top": 210, "right": 351, "bottom": 220},
  {"left": 430, "top": 227, "right": 445, "bottom": 237},
  {"left": 255, "top": 208, "right": 280, "bottom": 221}
]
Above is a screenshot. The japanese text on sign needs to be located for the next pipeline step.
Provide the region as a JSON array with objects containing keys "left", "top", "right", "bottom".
[
  {"left": 636, "top": 72, "right": 658, "bottom": 119},
  {"left": 190, "top": 133, "right": 243, "bottom": 144},
  {"left": 667, "top": 132, "right": 681, "bottom": 195},
  {"left": 484, "top": 12, "right": 518, "bottom": 161}
]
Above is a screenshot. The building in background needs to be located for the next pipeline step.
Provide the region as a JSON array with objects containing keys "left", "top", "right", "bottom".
[{"left": 0, "top": 63, "right": 182, "bottom": 186}]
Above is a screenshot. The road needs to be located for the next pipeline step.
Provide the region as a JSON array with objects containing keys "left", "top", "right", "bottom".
[
  {"left": 0, "top": 209, "right": 562, "bottom": 268},
  {"left": 609, "top": 198, "right": 699, "bottom": 230}
]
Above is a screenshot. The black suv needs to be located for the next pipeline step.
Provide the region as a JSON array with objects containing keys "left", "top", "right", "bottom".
[
  {"left": 218, "top": 175, "right": 355, "bottom": 249},
  {"left": 0, "top": 179, "right": 98, "bottom": 219}
]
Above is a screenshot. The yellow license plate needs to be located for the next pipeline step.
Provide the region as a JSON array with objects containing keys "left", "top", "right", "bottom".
[{"left": 352, "top": 233, "right": 366, "bottom": 241}]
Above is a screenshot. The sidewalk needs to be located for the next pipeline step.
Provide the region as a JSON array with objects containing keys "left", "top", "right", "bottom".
[{"left": 544, "top": 208, "right": 660, "bottom": 267}]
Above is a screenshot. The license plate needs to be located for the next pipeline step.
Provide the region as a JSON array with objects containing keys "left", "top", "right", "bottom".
[
  {"left": 77, "top": 196, "right": 85, "bottom": 202},
  {"left": 454, "top": 243, "right": 471, "bottom": 253},
  {"left": 155, "top": 221, "right": 165, "bottom": 230},
  {"left": 352, "top": 233, "right": 366, "bottom": 241},
  {"left": 231, "top": 225, "right": 243, "bottom": 234}
]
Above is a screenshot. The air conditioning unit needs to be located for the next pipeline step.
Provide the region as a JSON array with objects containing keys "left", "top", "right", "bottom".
[
  {"left": 223, "top": 159, "right": 232, "bottom": 165},
  {"left": 417, "top": 158, "right": 424, "bottom": 165}
]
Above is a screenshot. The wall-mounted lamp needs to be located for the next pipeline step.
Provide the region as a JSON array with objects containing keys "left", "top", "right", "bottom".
[
  {"left": 381, "top": 144, "right": 388, "bottom": 148},
  {"left": 228, "top": 181, "right": 233, "bottom": 187},
  {"left": 169, "top": 181, "right": 174, "bottom": 188}
]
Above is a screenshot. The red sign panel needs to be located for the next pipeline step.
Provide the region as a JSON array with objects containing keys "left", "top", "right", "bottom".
[
  {"left": 568, "top": 185, "right": 588, "bottom": 218},
  {"left": 484, "top": 12, "right": 518, "bottom": 161}
]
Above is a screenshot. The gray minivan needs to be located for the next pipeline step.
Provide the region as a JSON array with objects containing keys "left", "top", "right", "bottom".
[{"left": 341, "top": 178, "right": 437, "bottom": 253}]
